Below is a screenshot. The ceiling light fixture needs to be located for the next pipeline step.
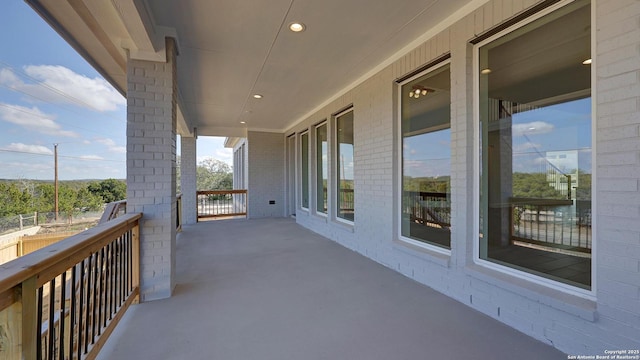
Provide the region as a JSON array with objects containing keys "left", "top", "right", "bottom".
[
  {"left": 240, "top": 121, "right": 246, "bottom": 124},
  {"left": 480, "top": 68, "right": 492, "bottom": 75},
  {"left": 289, "top": 22, "right": 306, "bottom": 32},
  {"left": 253, "top": 94, "right": 263, "bottom": 99},
  {"left": 408, "top": 85, "right": 433, "bottom": 99},
  {"left": 582, "top": 58, "right": 592, "bottom": 65}
]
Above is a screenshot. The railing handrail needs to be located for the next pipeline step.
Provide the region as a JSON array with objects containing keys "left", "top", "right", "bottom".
[
  {"left": 99, "top": 199, "right": 128, "bottom": 224},
  {"left": 197, "top": 189, "right": 247, "bottom": 195},
  {"left": 0, "top": 213, "right": 142, "bottom": 296},
  {"left": 509, "top": 197, "right": 573, "bottom": 206},
  {"left": 404, "top": 190, "right": 448, "bottom": 199}
]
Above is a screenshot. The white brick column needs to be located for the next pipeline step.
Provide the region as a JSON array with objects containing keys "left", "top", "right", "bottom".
[
  {"left": 247, "top": 131, "right": 285, "bottom": 218},
  {"left": 595, "top": 0, "right": 640, "bottom": 343},
  {"left": 180, "top": 136, "right": 197, "bottom": 224},
  {"left": 126, "top": 38, "right": 178, "bottom": 301}
]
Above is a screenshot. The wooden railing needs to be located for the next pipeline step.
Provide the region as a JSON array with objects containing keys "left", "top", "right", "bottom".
[
  {"left": 98, "top": 200, "right": 127, "bottom": 224},
  {"left": 101, "top": 197, "right": 182, "bottom": 231},
  {"left": 0, "top": 232, "right": 80, "bottom": 265},
  {"left": 197, "top": 190, "right": 247, "bottom": 220},
  {"left": 0, "top": 213, "right": 142, "bottom": 360}
]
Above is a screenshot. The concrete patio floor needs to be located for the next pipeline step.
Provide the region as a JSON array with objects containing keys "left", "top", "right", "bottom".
[{"left": 97, "top": 218, "right": 566, "bottom": 360}]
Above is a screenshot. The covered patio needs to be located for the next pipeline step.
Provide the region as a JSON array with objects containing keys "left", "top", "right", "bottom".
[
  {"left": 6, "top": 0, "right": 639, "bottom": 356},
  {"left": 97, "top": 218, "right": 564, "bottom": 360}
]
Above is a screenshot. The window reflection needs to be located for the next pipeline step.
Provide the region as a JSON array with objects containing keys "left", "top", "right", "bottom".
[
  {"left": 336, "top": 111, "right": 354, "bottom": 222},
  {"left": 316, "top": 124, "right": 328, "bottom": 214},
  {"left": 301, "top": 132, "right": 309, "bottom": 209},
  {"left": 478, "top": 1, "right": 591, "bottom": 289},
  {"left": 400, "top": 63, "right": 451, "bottom": 249}
]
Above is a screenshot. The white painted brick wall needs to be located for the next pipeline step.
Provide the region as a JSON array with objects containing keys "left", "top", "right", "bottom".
[
  {"left": 282, "top": 0, "right": 640, "bottom": 355},
  {"left": 180, "top": 136, "right": 197, "bottom": 225},
  {"left": 595, "top": 0, "right": 640, "bottom": 347},
  {"left": 127, "top": 38, "right": 178, "bottom": 301},
  {"left": 247, "top": 132, "right": 285, "bottom": 218}
]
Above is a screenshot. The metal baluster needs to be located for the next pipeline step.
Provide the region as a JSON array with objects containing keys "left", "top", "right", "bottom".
[
  {"left": 48, "top": 278, "right": 55, "bottom": 360},
  {"left": 78, "top": 259, "right": 85, "bottom": 359},
  {"left": 58, "top": 271, "right": 67, "bottom": 360},
  {"left": 119, "top": 236, "right": 124, "bottom": 306},
  {"left": 69, "top": 264, "right": 77, "bottom": 360},
  {"left": 84, "top": 255, "right": 92, "bottom": 353},
  {"left": 92, "top": 252, "right": 99, "bottom": 344},
  {"left": 98, "top": 247, "right": 104, "bottom": 335},
  {"left": 37, "top": 286, "right": 44, "bottom": 360}
]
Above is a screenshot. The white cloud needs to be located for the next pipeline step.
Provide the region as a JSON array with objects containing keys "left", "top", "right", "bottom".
[
  {"left": 513, "top": 121, "right": 554, "bottom": 136},
  {"left": 79, "top": 155, "right": 104, "bottom": 160},
  {"left": 0, "top": 103, "right": 79, "bottom": 137},
  {"left": 513, "top": 142, "right": 543, "bottom": 153},
  {"left": 96, "top": 137, "right": 126, "bottom": 153},
  {"left": 0, "top": 68, "right": 20, "bottom": 85},
  {"left": 197, "top": 151, "right": 233, "bottom": 167},
  {"left": 1, "top": 143, "right": 53, "bottom": 155},
  {"left": 0, "top": 65, "right": 125, "bottom": 112},
  {"left": 214, "top": 149, "right": 232, "bottom": 164},
  {"left": 0, "top": 161, "right": 52, "bottom": 179}
]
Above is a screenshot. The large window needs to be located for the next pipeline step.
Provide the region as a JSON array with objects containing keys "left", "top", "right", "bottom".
[
  {"left": 478, "top": 1, "right": 592, "bottom": 289},
  {"left": 316, "top": 123, "right": 328, "bottom": 214},
  {"left": 336, "top": 109, "right": 354, "bottom": 222},
  {"left": 400, "top": 63, "right": 451, "bottom": 249},
  {"left": 301, "top": 131, "right": 309, "bottom": 209}
]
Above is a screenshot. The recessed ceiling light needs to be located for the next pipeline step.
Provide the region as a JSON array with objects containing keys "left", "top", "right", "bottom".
[
  {"left": 582, "top": 58, "right": 592, "bottom": 65},
  {"left": 253, "top": 94, "right": 263, "bottom": 99},
  {"left": 289, "top": 22, "right": 306, "bottom": 32},
  {"left": 240, "top": 121, "right": 246, "bottom": 124},
  {"left": 480, "top": 68, "right": 492, "bottom": 75}
]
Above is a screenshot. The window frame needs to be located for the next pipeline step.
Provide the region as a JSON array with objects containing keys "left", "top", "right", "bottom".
[
  {"left": 314, "top": 121, "right": 329, "bottom": 217},
  {"left": 299, "top": 130, "right": 310, "bottom": 212},
  {"left": 472, "top": 0, "right": 596, "bottom": 299},
  {"left": 396, "top": 59, "right": 452, "bottom": 255},
  {"left": 333, "top": 107, "right": 355, "bottom": 225}
]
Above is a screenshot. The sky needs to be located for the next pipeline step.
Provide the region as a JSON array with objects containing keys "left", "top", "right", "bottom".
[
  {"left": 403, "top": 97, "right": 592, "bottom": 178},
  {"left": 0, "top": 1, "right": 231, "bottom": 181}
]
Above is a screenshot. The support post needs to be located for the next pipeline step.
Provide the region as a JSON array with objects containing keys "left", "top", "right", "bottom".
[{"left": 126, "top": 38, "right": 178, "bottom": 301}]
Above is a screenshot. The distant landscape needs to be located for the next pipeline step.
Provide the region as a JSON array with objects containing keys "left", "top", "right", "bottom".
[{"left": 0, "top": 178, "right": 126, "bottom": 218}]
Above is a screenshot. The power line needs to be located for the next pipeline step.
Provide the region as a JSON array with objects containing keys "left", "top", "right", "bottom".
[
  {"left": 59, "top": 155, "right": 124, "bottom": 163},
  {"left": 0, "top": 61, "right": 126, "bottom": 121},
  {"left": 0, "top": 98, "right": 123, "bottom": 139},
  {"left": 0, "top": 148, "right": 125, "bottom": 163},
  {"left": 0, "top": 148, "right": 52, "bottom": 157}
]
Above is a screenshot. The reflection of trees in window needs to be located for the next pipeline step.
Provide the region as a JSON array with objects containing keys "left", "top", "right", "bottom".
[
  {"left": 316, "top": 124, "right": 327, "bottom": 214},
  {"left": 301, "top": 132, "right": 309, "bottom": 209},
  {"left": 400, "top": 63, "right": 451, "bottom": 249},
  {"left": 336, "top": 110, "right": 354, "bottom": 222},
  {"left": 478, "top": 0, "right": 591, "bottom": 289}
]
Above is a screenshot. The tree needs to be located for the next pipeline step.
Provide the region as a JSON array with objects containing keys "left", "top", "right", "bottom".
[
  {"left": 196, "top": 158, "right": 233, "bottom": 190},
  {"left": 0, "top": 183, "right": 35, "bottom": 217},
  {"left": 176, "top": 155, "right": 181, "bottom": 193},
  {"left": 75, "top": 188, "right": 105, "bottom": 211},
  {"left": 88, "top": 179, "right": 127, "bottom": 203},
  {"left": 512, "top": 172, "right": 565, "bottom": 199}
]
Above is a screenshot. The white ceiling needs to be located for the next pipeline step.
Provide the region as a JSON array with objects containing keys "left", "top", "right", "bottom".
[{"left": 28, "top": 0, "right": 476, "bottom": 137}]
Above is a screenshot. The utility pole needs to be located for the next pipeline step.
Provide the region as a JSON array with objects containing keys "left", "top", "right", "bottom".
[{"left": 54, "top": 143, "right": 59, "bottom": 221}]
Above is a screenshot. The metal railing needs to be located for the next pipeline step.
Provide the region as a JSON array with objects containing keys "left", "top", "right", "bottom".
[
  {"left": 403, "top": 191, "right": 451, "bottom": 230},
  {"left": 0, "top": 213, "right": 142, "bottom": 360},
  {"left": 197, "top": 190, "right": 247, "bottom": 220},
  {"left": 176, "top": 194, "right": 183, "bottom": 232},
  {"left": 510, "top": 197, "right": 591, "bottom": 253}
]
